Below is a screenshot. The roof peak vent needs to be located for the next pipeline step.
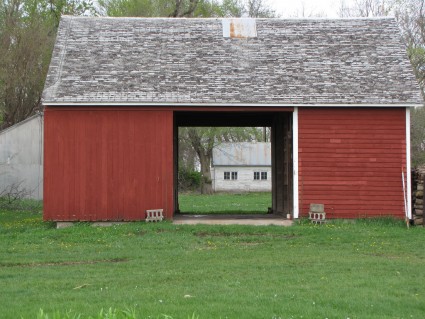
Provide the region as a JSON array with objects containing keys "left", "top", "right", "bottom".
[{"left": 222, "top": 18, "right": 257, "bottom": 38}]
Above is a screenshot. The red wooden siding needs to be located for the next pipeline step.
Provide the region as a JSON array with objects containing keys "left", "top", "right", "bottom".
[
  {"left": 298, "top": 108, "right": 407, "bottom": 218},
  {"left": 44, "top": 108, "right": 174, "bottom": 221}
]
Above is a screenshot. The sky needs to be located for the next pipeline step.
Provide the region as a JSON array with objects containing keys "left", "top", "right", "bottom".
[{"left": 267, "top": 0, "right": 350, "bottom": 18}]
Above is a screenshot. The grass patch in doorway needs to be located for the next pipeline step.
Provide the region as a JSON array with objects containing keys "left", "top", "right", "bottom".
[{"left": 178, "top": 192, "right": 271, "bottom": 214}]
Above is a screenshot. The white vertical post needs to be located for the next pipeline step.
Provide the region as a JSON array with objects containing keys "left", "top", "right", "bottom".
[
  {"left": 406, "top": 107, "right": 412, "bottom": 219},
  {"left": 293, "top": 107, "right": 299, "bottom": 219}
]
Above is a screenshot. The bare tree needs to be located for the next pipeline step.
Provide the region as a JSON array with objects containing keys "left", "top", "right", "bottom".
[
  {"left": 338, "top": 0, "right": 390, "bottom": 17},
  {"left": 0, "top": 180, "right": 31, "bottom": 204}
]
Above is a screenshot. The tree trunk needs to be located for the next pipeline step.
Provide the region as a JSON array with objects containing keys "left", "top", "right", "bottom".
[
  {"left": 198, "top": 151, "right": 213, "bottom": 195},
  {"left": 187, "top": 128, "right": 214, "bottom": 195}
]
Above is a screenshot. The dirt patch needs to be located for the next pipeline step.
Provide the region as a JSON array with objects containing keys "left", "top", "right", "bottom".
[
  {"left": 195, "top": 231, "right": 298, "bottom": 239},
  {"left": 0, "top": 258, "right": 129, "bottom": 268}
]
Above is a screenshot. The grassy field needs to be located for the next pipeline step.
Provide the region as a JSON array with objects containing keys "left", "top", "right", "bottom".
[
  {"left": 178, "top": 192, "right": 271, "bottom": 214},
  {"left": 1, "top": 206, "right": 425, "bottom": 318}
]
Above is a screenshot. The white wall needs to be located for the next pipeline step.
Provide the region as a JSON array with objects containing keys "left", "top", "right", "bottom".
[
  {"left": 0, "top": 114, "right": 44, "bottom": 200},
  {"left": 212, "top": 166, "right": 271, "bottom": 192}
]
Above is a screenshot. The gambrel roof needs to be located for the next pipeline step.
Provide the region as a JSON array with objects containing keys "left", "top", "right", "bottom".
[{"left": 42, "top": 16, "right": 422, "bottom": 106}]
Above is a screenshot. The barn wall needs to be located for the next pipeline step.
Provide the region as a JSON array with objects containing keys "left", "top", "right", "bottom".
[
  {"left": 212, "top": 166, "right": 272, "bottom": 192},
  {"left": 0, "top": 114, "right": 43, "bottom": 200},
  {"left": 298, "top": 107, "right": 406, "bottom": 218},
  {"left": 44, "top": 108, "right": 174, "bottom": 221}
]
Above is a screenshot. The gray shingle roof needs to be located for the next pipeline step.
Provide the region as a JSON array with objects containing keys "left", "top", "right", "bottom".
[{"left": 42, "top": 16, "right": 422, "bottom": 106}]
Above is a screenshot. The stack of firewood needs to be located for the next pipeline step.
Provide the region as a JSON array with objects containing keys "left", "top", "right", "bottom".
[{"left": 412, "top": 166, "right": 425, "bottom": 226}]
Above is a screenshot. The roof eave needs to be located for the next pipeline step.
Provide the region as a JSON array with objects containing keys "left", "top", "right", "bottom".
[{"left": 42, "top": 102, "right": 424, "bottom": 108}]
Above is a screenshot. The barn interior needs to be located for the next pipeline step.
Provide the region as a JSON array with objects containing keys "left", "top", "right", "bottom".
[{"left": 174, "top": 110, "right": 293, "bottom": 218}]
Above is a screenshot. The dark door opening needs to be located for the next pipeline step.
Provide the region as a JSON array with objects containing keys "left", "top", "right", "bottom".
[{"left": 174, "top": 110, "right": 293, "bottom": 218}]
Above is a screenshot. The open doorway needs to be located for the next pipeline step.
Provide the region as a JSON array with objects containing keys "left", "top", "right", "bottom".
[
  {"left": 178, "top": 127, "right": 272, "bottom": 215},
  {"left": 174, "top": 110, "right": 293, "bottom": 218}
]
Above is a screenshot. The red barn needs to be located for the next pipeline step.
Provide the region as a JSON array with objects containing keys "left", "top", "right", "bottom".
[{"left": 42, "top": 16, "right": 422, "bottom": 221}]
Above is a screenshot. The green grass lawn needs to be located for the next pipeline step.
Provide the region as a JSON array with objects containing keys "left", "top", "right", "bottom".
[
  {"left": 178, "top": 192, "right": 271, "bottom": 214},
  {"left": 1, "top": 207, "right": 425, "bottom": 319}
]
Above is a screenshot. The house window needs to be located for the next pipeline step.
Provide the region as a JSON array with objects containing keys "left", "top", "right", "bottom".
[
  {"left": 225, "top": 171, "right": 237, "bottom": 180},
  {"left": 254, "top": 171, "right": 267, "bottom": 180}
]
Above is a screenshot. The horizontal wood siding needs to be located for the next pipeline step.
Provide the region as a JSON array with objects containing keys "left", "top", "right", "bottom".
[
  {"left": 44, "top": 108, "right": 173, "bottom": 221},
  {"left": 298, "top": 108, "right": 406, "bottom": 218}
]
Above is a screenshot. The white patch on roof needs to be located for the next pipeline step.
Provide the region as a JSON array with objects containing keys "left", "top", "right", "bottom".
[{"left": 222, "top": 18, "right": 257, "bottom": 38}]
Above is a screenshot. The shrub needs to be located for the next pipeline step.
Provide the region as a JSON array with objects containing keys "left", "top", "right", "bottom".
[{"left": 178, "top": 168, "right": 201, "bottom": 191}]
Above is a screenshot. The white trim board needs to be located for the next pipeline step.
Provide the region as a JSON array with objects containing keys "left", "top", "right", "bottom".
[
  {"left": 406, "top": 108, "right": 412, "bottom": 219},
  {"left": 293, "top": 107, "right": 299, "bottom": 219}
]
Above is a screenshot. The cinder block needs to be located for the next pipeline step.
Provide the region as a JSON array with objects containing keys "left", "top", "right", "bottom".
[
  {"left": 56, "top": 222, "right": 74, "bottom": 229},
  {"left": 146, "top": 209, "right": 164, "bottom": 222},
  {"left": 310, "top": 203, "right": 324, "bottom": 213}
]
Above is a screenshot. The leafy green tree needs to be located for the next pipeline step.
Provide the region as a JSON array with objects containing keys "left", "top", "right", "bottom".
[
  {"left": 0, "top": 0, "right": 96, "bottom": 129},
  {"left": 246, "top": 0, "right": 275, "bottom": 17},
  {"left": 98, "top": 0, "right": 276, "bottom": 18}
]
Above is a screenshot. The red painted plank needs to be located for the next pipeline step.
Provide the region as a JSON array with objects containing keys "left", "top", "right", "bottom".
[
  {"left": 299, "top": 129, "right": 405, "bottom": 135},
  {"left": 300, "top": 162, "right": 404, "bottom": 168},
  {"left": 298, "top": 143, "right": 404, "bottom": 149},
  {"left": 300, "top": 185, "right": 404, "bottom": 192},
  {"left": 300, "top": 133, "right": 404, "bottom": 140},
  {"left": 301, "top": 171, "right": 403, "bottom": 177}
]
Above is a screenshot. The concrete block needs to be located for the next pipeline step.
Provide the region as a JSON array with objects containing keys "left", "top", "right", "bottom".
[
  {"left": 310, "top": 203, "right": 324, "bottom": 213},
  {"left": 146, "top": 209, "right": 164, "bottom": 222},
  {"left": 56, "top": 222, "right": 75, "bottom": 229}
]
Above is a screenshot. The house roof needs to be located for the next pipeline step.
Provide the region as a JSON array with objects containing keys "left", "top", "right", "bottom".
[
  {"left": 42, "top": 16, "right": 422, "bottom": 106},
  {"left": 213, "top": 142, "right": 271, "bottom": 166}
]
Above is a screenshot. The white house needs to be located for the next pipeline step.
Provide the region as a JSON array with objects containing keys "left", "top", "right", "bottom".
[
  {"left": 211, "top": 142, "right": 271, "bottom": 192},
  {"left": 0, "top": 114, "right": 44, "bottom": 200}
]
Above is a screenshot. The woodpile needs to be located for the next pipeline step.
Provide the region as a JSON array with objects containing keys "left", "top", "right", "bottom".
[{"left": 412, "top": 166, "right": 425, "bottom": 226}]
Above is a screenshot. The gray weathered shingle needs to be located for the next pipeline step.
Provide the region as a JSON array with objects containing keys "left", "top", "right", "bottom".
[{"left": 42, "top": 16, "right": 422, "bottom": 106}]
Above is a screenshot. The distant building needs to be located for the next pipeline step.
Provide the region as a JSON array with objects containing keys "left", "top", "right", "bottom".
[
  {"left": 212, "top": 142, "right": 271, "bottom": 192},
  {"left": 0, "top": 114, "right": 44, "bottom": 200}
]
